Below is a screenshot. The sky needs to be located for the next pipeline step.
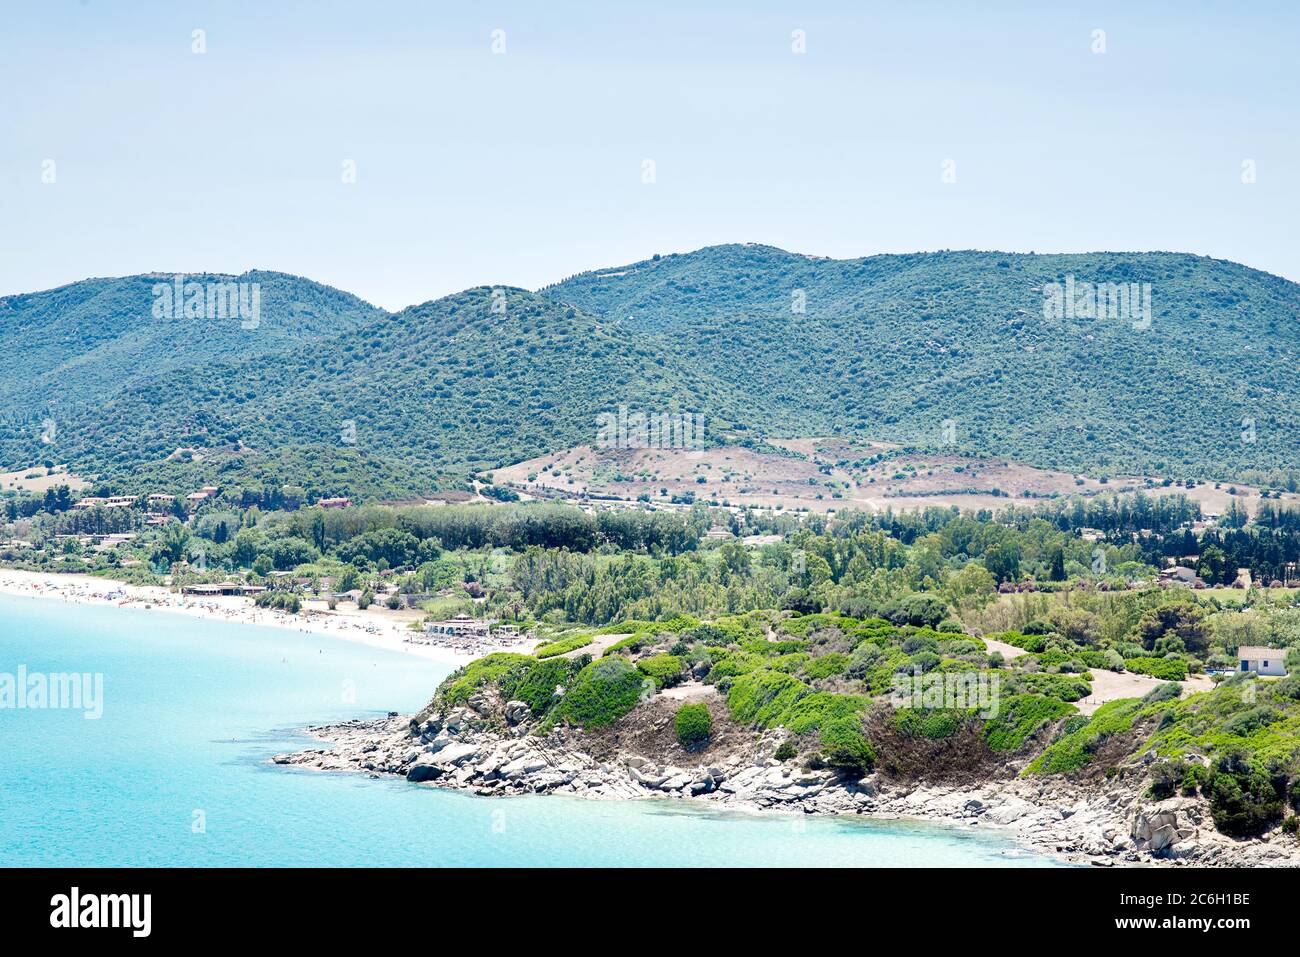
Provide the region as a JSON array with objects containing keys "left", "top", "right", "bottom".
[{"left": 1, "top": 1, "right": 1296, "bottom": 310}]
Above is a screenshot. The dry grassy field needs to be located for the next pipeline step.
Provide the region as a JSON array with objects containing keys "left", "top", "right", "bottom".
[{"left": 490, "top": 437, "right": 1298, "bottom": 516}]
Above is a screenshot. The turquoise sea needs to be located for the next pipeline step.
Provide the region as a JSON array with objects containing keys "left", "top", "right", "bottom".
[{"left": 0, "top": 593, "right": 1060, "bottom": 867}]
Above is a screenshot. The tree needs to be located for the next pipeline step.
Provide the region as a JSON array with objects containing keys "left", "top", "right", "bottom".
[
  {"left": 1197, "top": 545, "right": 1229, "bottom": 586},
  {"left": 943, "top": 561, "right": 996, "bottom": 612},
  {"left": 982, "top": 542, "right": 1021, "bottom": 583},
  {"left": 1136, "top": 601, "right": 1209, "bottom": 656},
  {"left": 1048, "top": 545, "right": 1066, "bottom": 582}
]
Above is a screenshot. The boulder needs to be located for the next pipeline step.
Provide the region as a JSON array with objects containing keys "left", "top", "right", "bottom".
[
  {"left": 434, "top": 743, "right": 481, "bottom": 766},
  {"left": 1148, "top": 824, "right": 1178, "bottom": 853},
  {"left": 501, "top": 755, "right": 549, "bottom": 779},
  {"left": 504, "top": 701, "right": 531, "bottom": 726},
  {"left": 984, "top": 799, "right": 1035, "bottom": 825},
  {"left": 407, "top": 764, "right": 443, "bottom": 783}
]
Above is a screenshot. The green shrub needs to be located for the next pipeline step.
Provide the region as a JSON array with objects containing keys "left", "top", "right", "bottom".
[
  {"left": 437, "top": 652, "right": 535, "bottom": 707},
  {"left": 1220, "top": 705, "right": 1281, "bottom": 738},
  {"left": 774, "top": 740, "right": 798, "bottom": 761},
  {"left": 1142, "top": 682, "right": 1183, "bottom": 706},
  {"left": 1027, "top": 699, "right": 1143, "bottom": 774},
  {"left": 1012, "top": 672, "right": 1092, "bottom": 702},
  {"left": 510, "top": 658, "right": 572, "bottom": 715},
  {"left": 727, "top": 670, "right": 810, "bottom": 728},
  {"left": 894, "top": 707, "right": 966, "bottom": 740},
  {"left": 603, "top": 632, "right": 654, "bottom": 656},
  {"left": 675, "top": 703, "right": 712, "bottom": 749},
  {"left": 803, "top": 652, "right": 850, "bottom": 680},
  {"left": 637, "top": 654, "right": 687, "bottom": 688},
  {"left": 782, "top": 691, "right": 869, "bottom": 734},
  {"left": 818, "top": 715, "right": 875, "bottom": 777},
  {"left": 535, "top": 633, "right": 594, "bottom": 658},
  {"left": 1148, "top": 759, "right": 1189, "bottom": 800},
  {"left": 1207, "top": 752, "right": 1287, "bottom": 837},
  {"left": 560, "top": 656, "right": 646, "bottom": 728},
  {"left": 984, "top": 694, "right": 1076, "bottom": 752},
  {"left": 1125, "top": 656, "right": 1188, "bottom": 681}
]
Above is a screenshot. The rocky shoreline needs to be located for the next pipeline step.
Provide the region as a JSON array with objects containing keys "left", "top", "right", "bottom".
[{"left": 274, "top": 694, "right": 1300, "bottom": 868}]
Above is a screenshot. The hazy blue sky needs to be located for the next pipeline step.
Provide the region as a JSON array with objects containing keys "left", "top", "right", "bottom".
[{"left": 2, "top": 1, "right": 1295, "bottom": 309}]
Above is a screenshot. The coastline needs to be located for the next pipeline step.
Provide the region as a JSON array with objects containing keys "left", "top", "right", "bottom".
[
  {"left": 0, "top": 568, "right": 526, "bottom": 668},
  {"left": 276, "top": 707, "right": 1300, "bottom": 870}
]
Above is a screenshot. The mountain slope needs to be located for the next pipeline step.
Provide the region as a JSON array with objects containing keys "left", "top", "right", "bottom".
[
  {"left": 547, "top": 245, "right": 1300, "bottom": 481},
  {"left": 1, "top": 287, "right": 735, "bottom": 498},
  {"left": 0, "top": 271, "right": 386, "bottom": 417},
  {"left": 2, "top": 246, "right": 1298, "bottom": 500}
]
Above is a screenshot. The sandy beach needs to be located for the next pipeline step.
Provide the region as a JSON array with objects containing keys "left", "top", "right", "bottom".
[{"left": 0, "top": 569, "right": 534, "bottom": 668}]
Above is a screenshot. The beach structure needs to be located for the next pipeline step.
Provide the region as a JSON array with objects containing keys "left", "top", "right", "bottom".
[
  {"left": 181, "top": 582, "right": 267, "bottom": 597},
  {"left": 424, "top": 616, "right": 492, "bottom": 638}
]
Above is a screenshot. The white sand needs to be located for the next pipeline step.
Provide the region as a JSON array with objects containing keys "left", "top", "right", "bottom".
[{"left": 0, "top": 569, "right": 530, "bottom": 668}]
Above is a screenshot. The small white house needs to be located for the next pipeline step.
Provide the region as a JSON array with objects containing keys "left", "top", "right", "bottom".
[{"left": 1237, "top": 646, "right": 1287, "bottom": 677}]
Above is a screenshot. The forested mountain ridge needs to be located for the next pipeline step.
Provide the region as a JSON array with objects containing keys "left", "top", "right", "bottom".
[
  {"left": 0, "top": 286, "right": 734, "bottom": 498},
  {"left": 1, "top": 246, "right": 1298, "bottom": 501},
  {"left": 0, "top": 270, "right": 386, "bottom": 413},
  {"left": 547, "top": 245, "right": 1300, "bottom": 483}
]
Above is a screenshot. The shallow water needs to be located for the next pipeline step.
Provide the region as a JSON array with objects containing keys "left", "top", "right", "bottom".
[{"left": 0, "top": 593, "right": 1059, "bottom": 866}]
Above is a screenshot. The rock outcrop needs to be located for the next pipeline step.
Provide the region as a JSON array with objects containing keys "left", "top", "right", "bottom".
[{"left": 274, "top": 703, "right": 1300, "bottom": 869}]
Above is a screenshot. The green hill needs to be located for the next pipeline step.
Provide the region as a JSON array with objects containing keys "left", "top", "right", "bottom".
[
  {"left": 548, "top": 244, "right": 1300, "bottom": 482},
  {"left": 0, "top": 286, "right": 729, "bottom": 499},
  {"left": 2, "top": 246, "right": 1298, "bottom": 500},
  {"left": 0, "top": 270, "right": 384, "bottom": 418}
]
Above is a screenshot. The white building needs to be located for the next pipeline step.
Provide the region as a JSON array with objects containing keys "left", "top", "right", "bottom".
[{"left": 1237, "top": 646, "right": 1287, "bottom": 677}]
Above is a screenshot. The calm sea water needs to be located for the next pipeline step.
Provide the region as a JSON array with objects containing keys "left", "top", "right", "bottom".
[{"left": 0, "top": 593, "right": 1059, "bottom": 867}]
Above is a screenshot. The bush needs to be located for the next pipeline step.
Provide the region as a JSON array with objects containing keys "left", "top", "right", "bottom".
[
  {"left": 509, "top": 658, "right": 572, "bottom": 715},
  {"left": 675, "top": 703, "right": 712, "bottom": 749},
  {"left": 1207, "top": 752, "right": 1287, "bottom": 837},
  {"left": 535, "top": 633, "right": 593, "bottom": 658},
  {"left": 1125, "top": 656, "right": 1188, "bottom": 681},
  {"left": 1013, "top": 672, "right": 1092, "bottom": 702},
  {"left": 884, "top": 593, "right": 948, "bottom": 628},
  {"left": 804, "top": 652, "right": 850, "bottom": 680},
  {"left": 1142, "top": 682, "right": 1183, "bottom": 706},
  {"left": 560, "top": 657, "right": 647, "bottom": 728},
  {"left": 727, "top": 670, "right": 810, "bottom": 728},
  {"left": 936, "top": 618, "right": 964, "bottom": 634},
  {"left": 984, "top": 694, "right": 1075, "bottom": 752},
  {"left": 1148, "top": 759, "right": 1189, "bottom": 800},
  {"left": 637, "top": 654, "right": 687, "bottom": 688},
  {"left": 437, "top": 652, "right": 535, "bottom": 707},
  {"left": 894, "top": 707, "right": 965, "bottom": 740},
  {"left": 818, "top": 716, "right": 875, "bottom": 778},
  {"left": 1028, "top": 699, "right": 1142, "bottom": 774},
  {"left": 774, "top": 740, "right": 798, "bottom": 761}
]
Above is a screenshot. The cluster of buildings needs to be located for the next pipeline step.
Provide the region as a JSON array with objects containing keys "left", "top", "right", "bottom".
[
  {"left": 70, "top": 487, "right": 354, "bottom": 515},
  {"left": 407, "top": 616, "right": 533, "bottom": 652}
]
